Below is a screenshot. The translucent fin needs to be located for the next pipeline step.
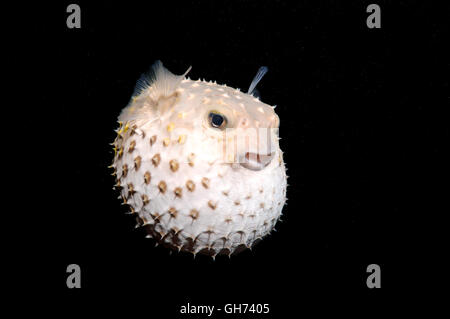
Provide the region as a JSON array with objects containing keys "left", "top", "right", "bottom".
[
  {"left": 132, "top": 60, "right": 192, "bottom": 100},
  {"left": 252, "top": 88, "right": 261, "bottom": 99},
  {"left": 247, "top": 66, "right": 268, "bottom": 95}
]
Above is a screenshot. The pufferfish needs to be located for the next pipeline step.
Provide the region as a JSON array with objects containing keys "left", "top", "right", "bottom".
[{"left": 111, "top": 61, "right": 287, "bottom": 257}]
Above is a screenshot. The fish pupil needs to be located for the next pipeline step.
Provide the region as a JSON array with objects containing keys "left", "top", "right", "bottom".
[{"left": 210, "top": 113, "right": 224, "bottom": 128}]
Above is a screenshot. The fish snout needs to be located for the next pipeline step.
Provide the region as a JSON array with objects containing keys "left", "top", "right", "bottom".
[{"left": 240, "top": 152, "right": 275, "bottom": 171}]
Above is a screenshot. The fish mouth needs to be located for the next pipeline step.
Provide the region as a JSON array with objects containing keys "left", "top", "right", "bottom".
[{"left": 240, "top": 152, "right": 275, "bottom": 171}]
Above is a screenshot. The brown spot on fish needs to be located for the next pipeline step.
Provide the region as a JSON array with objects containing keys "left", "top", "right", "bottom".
[
  {"left": 150, "top": 135, "right": 157, "bottom": 146},
  {"left": 127, "top": 183, "right": 135, "bottom": 197},
  {"left": 170, "top": 159, "right": 179, "bottom": 172},
  {"left": 158, "top": 181, "right": 167, "bottom": 193},
  {"left": 171, "top": 226, "right": 181, "bottom": 235},
  {"left": 201, "top": 177, "right": 210, "bottom": 189},
  {"left": 174, "top": 187, "right": 182, "bottom": 198},
  {"left": 168, "top": 207, "right": 178, "bottom": 218},
  {"left": 134, "top": 156, "right": 142, "bottom": 170},
  {"left": 142, "top": 194, "right": 149, "bottom": 206},
  {"left": 186, "top": 180, "right": 195, "bottom": 192},
  {"left": 208, "top": 200, "right": 217, "bottom": 210},
  {"left": 128, "top": 140, "right": 136, "bottom": 153},
  {"left": 144, "top": 171, "right": 151, "bottom": 184},
  {"left": 152, "top": 154, "right": 161, "bottom": 167},
  {"left": 130, "top": 124, "right": 138, "bottom": 136},
  {"left": 163, "top": 138, "right": 170, "bottom": 147},
  {"left": 189, "top": 209, "right": 199, "bottom": 220},
  {"left": 151, "top": 212, "right": 161, "bottom": 222},
  {"left": 122, "top": 164, "right": 128, "bottom": 178}
]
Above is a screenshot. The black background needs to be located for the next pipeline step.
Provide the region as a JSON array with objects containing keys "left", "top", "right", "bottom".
[{"left": 26, "top": 0, "right": 448, "bottom": 316}]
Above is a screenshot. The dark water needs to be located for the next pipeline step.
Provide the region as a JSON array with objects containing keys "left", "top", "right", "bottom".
[{"left": 19, "top": 0, "right": 449, "bottom": 316}]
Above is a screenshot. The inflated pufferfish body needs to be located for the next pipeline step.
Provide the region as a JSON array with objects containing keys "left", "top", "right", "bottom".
[{"left": 111, "top": 61, "right": 287, "bottom": 257}]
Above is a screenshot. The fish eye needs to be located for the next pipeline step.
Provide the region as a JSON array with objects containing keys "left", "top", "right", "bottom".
[{"left": 208, "top": 111, "right": 227, "bottom": 130}]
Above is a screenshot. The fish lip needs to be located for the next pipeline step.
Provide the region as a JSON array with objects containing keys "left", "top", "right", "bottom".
[{"left": 240, "top": 152, "right": 275, "bottom": 171}]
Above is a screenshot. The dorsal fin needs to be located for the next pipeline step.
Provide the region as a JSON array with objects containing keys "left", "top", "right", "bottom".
[
  {"left": 247, "top": 66, "right": 268, "bottom": 96},
  {"left": 132, "top": 60, "right": 192, "bottom": 101}
]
